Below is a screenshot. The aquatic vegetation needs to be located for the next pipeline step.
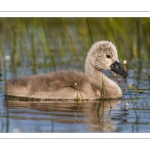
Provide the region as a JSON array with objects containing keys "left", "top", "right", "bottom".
[
  {"left": 0, "top": 18, "right": 150, "bottom": 75},
  {"left": 129, "top": 84, "right": 144, "bottom": 94},
  {"left": 1, "top": 18, "right": 150, "bottom": 133},
  {"left": 74, "top": 83, "right": 84, "bottom": 101}
]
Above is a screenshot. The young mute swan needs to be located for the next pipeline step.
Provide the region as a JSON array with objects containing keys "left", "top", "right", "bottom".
[{"left": 4, "top": 41, "right": 128, "bottom": 100}]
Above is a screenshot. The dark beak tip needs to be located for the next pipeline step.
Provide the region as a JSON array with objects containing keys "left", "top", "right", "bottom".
[{"left": 110, "top": 61, "right": 128, "bottom": 78}]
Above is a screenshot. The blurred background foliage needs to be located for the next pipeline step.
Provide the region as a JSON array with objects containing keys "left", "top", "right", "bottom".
[{"left": 0, "top": 18, "right": 150, "bottom": 77}]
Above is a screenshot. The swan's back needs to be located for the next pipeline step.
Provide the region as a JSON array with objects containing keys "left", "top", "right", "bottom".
[{"left": 4, "top": 70, "right": 100, "bottom": 99}]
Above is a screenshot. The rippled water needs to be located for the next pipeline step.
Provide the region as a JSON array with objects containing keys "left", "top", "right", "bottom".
[{"left": 0, "top": 67, "right": 150, "bottom": 133}]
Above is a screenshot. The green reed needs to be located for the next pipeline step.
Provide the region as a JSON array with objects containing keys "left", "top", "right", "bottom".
[
  {"left": 60, "top": 18, "right": 78, "bottom": 61},
  {"left": 97, "top": 77, "right": 112, "bottom": 117},
  {"left": 0, "top": 18, "right": 150, "bottom": 77},
  {"left": 8, "top": 24, "right": 19, "bottom": 77},
  {"left": 85, "top": 18, "right": 94, "bottom": 44},
  {"left": 40, "top": 18, "right": 56, "bottom": 70},
  {"left": 38, "top": 24, "right": 49, "bottom": 68}
]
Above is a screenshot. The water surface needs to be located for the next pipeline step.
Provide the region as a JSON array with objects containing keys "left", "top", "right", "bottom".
[{"left": 0, "top": 68, "right": 150, "bottom": 133}]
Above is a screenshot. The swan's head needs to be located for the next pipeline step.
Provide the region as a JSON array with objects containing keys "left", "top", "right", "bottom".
[{"left": 86, "top": 41, "right": 128, "bottom": 78}]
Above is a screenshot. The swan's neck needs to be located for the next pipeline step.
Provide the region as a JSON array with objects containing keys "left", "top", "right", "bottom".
[
  {"left": 85, "top": 58, "right": 107, "bottom": 82},
  {"left": 85, "top": 58, "right": 122, "bottom": 98}
]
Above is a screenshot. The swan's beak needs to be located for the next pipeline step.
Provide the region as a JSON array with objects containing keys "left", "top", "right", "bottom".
[{"left": 110, "top": 61, "right": 128, "bottom": 78}]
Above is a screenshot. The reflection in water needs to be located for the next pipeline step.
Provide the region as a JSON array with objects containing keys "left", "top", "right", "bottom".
[{"left": 3, "top": 97, "right": 121, "bottom": 132}]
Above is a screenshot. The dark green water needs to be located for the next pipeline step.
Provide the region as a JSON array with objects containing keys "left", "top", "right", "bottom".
[{"left": 0, "top": 18, "right": 150, "bottom": 132}]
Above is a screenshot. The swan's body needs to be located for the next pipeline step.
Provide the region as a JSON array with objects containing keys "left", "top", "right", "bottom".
[{"left": 4, "top": 41, "right": 127, "bottom": 100}]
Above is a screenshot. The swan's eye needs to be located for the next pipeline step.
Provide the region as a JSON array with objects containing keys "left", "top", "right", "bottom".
[{"left": 106, "top": 54, "right": 111, "bottom": 58}]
